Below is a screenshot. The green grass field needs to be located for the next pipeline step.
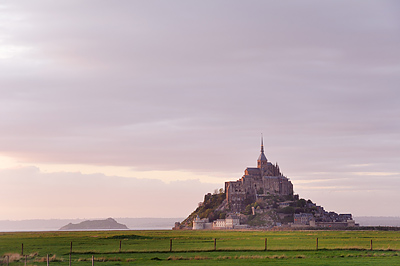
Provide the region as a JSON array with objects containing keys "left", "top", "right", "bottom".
[{"left": 1, "top": 230, "right": 400, "bottom": 265}]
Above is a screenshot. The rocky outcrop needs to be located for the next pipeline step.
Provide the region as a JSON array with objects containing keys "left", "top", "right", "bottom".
[{"left": 59, "top": 218, "right": 128, "bottom": 230}]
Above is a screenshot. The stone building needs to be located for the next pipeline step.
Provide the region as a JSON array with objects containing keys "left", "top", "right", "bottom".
[
  {"left": 213, "top": 219, "right": 226, "bottom": 228},
  {"left": 225, "top": 214, "right": 240, "bottom": 229},
  {"left": 193, "top": 214, "right": 244, "bottom": 230},
  {"left": 192, "top": 216, "right": 212, "bottom": 230},
  {"left": 294, "top": 213, "right": 315, "bottom": 225},
  {"left": 225, "top": 138, "right": 293, "bottom": 212}
]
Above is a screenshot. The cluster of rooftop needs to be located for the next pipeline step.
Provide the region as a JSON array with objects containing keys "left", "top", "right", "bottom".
[{"left": 293, "top": 202, "right": 357, "bottom": 228}]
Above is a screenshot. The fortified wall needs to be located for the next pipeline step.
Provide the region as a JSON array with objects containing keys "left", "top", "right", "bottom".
[{"left": 225, "top": 139, "right": 293, "bottom": 212}]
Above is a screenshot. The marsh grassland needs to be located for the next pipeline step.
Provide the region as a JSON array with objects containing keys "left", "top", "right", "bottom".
[{"left": 1, "top": 230, "right": 400, "bottom": 265}]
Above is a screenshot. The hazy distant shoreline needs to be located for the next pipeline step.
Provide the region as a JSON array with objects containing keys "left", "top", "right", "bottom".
[
  {"left": 0, "top": 218, "right": 184, "bottom": 232},
  {"left": 1, "top": 217, "right": 400, "bottom": 232}
]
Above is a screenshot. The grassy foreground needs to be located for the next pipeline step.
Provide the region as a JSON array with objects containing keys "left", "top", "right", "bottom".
[{"left": 1, "top": 230, "right": 400, "bottom": 265}]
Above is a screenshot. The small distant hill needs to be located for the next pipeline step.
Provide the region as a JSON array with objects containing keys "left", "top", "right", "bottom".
[{"left": 59, "top": 218, "right": 128, "bottom": 230}]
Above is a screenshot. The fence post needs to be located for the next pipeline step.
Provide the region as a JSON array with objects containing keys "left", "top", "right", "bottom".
[
  {"left": 214, "top": 238, "right": 216, "bottom": 251},
  {"left": 169, "top": 239, "right": 172, "bottom": 252},
  {"left": 316, "top": 238, "right": 318, "bottom": 250},
  {"left": 264, "top": 238, "right": 267, "bottom": 251},
  {"left": 370, "top": 239, "right": 373, "bottom": 251},
  {"left": 69, "top": 241, "right": 72, "bottom": 266},
  {"left": 91, "top": 255, "right": 94, "bottom": 266},
  {"left": 119, "top": 240, "right": 122, "bottom": 252},
  {"left": 47, "top": 254, "right": 49, "bottom": 266},
  {"left": 21, "top": 243, "right": 24, "bottom": 255},
  {"left": 25, "top": 255, "right": 27, "bottom": 266}
]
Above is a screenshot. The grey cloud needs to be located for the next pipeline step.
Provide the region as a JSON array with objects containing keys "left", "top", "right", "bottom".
[
  {"left": 0, "top": 1, "right": 399, "bottom": 180},
  {"left": 295, "top": 173, "right": 400, "bottom": 191}
]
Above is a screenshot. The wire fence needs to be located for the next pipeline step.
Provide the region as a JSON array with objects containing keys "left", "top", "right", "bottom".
[{"left": 0, "top": 237, "right": 397, "bottom": 265}]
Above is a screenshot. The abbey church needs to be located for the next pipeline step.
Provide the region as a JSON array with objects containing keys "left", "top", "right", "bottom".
[{"left": 225, "top": 139, "right": 293, "bottom": 212}]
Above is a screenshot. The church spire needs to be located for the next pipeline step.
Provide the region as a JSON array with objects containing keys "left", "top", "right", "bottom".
[
  {"left": 261, "top": 134, "right": 264, "bottom": 153},
  {"left": 257, "top": 134, "right": 267, "bottom": 168}
]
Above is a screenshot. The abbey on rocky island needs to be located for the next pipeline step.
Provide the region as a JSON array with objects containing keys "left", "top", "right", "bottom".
[
  {"left": 225, "top": 138, "right": 293, "bottom": 212},
  {"left": 175, "top": 137, "right": 357, "bottom": 230}
]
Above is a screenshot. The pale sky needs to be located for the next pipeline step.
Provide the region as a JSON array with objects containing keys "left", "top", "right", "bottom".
[{"left": 0, "top": 1, "right": 399, "bottom": 220}]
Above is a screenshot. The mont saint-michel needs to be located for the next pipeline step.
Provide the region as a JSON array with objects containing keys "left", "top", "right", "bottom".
[{"left": 175, "top": 138, "right": 357, "bottom": 230}]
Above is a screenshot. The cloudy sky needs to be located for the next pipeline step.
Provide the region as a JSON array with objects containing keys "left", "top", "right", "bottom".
[{"left": 0, "top": 1, "right": 399, "bottom": 220}]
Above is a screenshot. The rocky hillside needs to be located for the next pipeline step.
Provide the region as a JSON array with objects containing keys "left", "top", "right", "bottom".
[
  {"left": 180, "top": 192, "right": 228, "bottom": 228},
  {"left": 179, "top": 190, "right": 346, "bottom": 229},
  {"left": 59, "top": 218, "right": 128, "bottom": 230}
]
